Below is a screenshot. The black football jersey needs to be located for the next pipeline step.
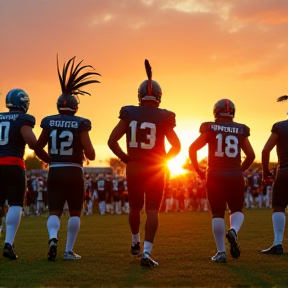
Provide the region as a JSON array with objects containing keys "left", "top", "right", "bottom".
[
  {"left": 0, "top": 111, "right": 35, "bottom": 158},
  {"left": 271, "top": 120, "right": 288, "bottom": 168},
  {"left": 119, "top": 105, "right": 176, "bottom": 163},
  {"left": 200, "top": 120, "right": 250, "bottom": 171},
  {"left": 40, "top": 114, "right": 91, "bottom": 165}
]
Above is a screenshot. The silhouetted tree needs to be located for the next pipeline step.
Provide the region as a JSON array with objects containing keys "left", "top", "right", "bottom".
[{"left": 106, "top": 157, "right": 126, "bottom": 176}]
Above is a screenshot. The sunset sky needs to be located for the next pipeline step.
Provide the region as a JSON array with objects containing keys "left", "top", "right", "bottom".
[{"left": 1, "top": 0, "right": 288, "bottom": 173}]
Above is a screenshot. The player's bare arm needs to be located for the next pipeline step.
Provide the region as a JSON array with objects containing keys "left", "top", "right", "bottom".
[
  {"left": 189, "top": 133, "right": 207, "bottom": 171},
  {"left": 165, "top": 128, "right": 181, "bottom": 161},
  {"left": 261, "top": 132, "right": 278, "bottom": 175},
  {"left": 35, "top": 129, "right": 50, "bottom": 163},
  {"left": 81, "top": 131, "right": 95, "bottom": 160},
  {"left": 21, "top": 125, "right": 49, "bottom": 163},
  {"left": 20, "top": 125, "right": 37, "bottom": 150},
  {"left": 241, "top": 137, "right": 255, "bottom": 172},
  {"left": 108, "top": 119, "right": 129, "bottom": 161}
]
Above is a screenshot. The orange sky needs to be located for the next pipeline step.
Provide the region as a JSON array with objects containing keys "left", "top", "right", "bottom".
[{"left": 1, "top": 0, "right": 288, "bottom": 171}]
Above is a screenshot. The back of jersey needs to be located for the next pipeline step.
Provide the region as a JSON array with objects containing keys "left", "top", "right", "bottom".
[
  {"left": 40, "top": 114, "right": 91, "bottom": 165},
  {"left": 119, "top": 105, "right": 176, "bottom": 164},
  {"left": 0, "top": 112, "right": 35, "bottom": 158},
  {"left": 200, "top": 120, "right": 250, "bottom": 171}
]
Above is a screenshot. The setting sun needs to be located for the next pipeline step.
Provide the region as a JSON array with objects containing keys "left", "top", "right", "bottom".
[
  {"left": 166, "top": 123, "right": 208, "bottom": 177},
  {"left": 167, "top": 153, "right": 188, "bottom": 177}
]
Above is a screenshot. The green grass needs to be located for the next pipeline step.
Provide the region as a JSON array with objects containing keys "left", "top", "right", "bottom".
[{"left": 0, "top": 209, "right": 287, "bottom": 288}]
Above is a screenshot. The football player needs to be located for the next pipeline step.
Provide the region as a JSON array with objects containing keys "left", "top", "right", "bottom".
[
  {"left": 189, "top": 99, "right": 255, "bottom": 263},
  {"left": 0, "top": 88, "right": 49, "bottom": 260},
  {"left": 108, "top": 59, "right": 181, "bottom": 267},
  {"left": 36, "top": 55, "right": 100, "bottom": 260},
  {"left": 95, "top": 174, "right": 107, "bottom": 215},
  {"left": 261, "top": 95, "right": 288, "bottom": 255}
]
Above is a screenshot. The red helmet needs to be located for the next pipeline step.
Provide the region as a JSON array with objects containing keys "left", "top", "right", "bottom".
[
  {"left": 138, "top": 59, "right": 162, "bottom": 105},
  {"left": 138, "top": 80, "right": 162, "bottom": 104},
  {"left": 213, "top": 99, "right": 235, "bottom": 118}
]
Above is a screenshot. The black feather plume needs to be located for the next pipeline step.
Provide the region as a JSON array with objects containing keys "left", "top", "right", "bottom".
[
  {"left": 57, "top": 54, "right": 101, "bottom": 97},
  {"left": 277, "top": 95, "right": 288, "bottom": 102},
  {"left": 144, "top": 59, "right": 152, "bottom": 96},
  {"left": 145, "top": 59, "right": 152, "bottom": 80}
]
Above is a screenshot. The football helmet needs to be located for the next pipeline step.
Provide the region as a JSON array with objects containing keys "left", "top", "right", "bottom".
[
  {"left": 138, "top": 80, "right": 162, "bottom": 103},
  {"left": 138, "top": 59, "right": 162, "bottom": 105},
  {"left": 56, "top": 55, "right": 101, "bottom": 115},
  {"left": 213, "top": 99, "right": 235, "bottom": 118},
  {"left": 57, "top": 94, "right": 79, "bottom": 114},
  {"left": 6, "top": 88, "right": 30, "bottom": 113}
]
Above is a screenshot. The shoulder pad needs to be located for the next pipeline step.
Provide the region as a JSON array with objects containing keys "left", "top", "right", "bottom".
[
  {"left": 242, "top": 124, "right": 250, "bottom": 137},
  {"left": 19, "top": 113, "right": 35, "bottom": 127},
  {"left": 119, "top": 106, "right": 133, "bottom": 121},
  {"left": 79, "top": 118, "right": 92, "bottom": 131},
  {"left": 164, "top": 110, "right": 176, "bottom": 126},
  {"left": 199, "top": 122, "right": 211, "bottom": 133},
  {"left": 40, "top": 116, "right": 50, "bottom": 129}
]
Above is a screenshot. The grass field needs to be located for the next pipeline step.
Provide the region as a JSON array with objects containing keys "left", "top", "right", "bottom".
[{"left": 0, "top": 208, "right": 287, "bottom": 288}]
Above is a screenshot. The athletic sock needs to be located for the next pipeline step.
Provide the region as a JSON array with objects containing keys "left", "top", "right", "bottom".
[
  {"left": 272, "top": 212, "right": 285, "bottom": 246},
  {"left": 5, "top": 206, "right": 22, "bottom": 245},
  {"left": 230, "top": 211, "right": 244, "bottom": 234},
  {"left": 47, "top": 215, "right": 60, "bottom": 240},
  {"left": 143, "top": 241, "right": 153, "bottom": 256},
  {"left": 212, "top": 218, "right": 226, "bottom": 252},
  {"left": 132, "top": 233, "right": 140, "bottom": 245},
  {"left": 65, "top": 216, "right": 80, "bottom": 252}
]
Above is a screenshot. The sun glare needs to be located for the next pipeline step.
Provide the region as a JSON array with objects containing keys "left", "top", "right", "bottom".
[
  {"left": 167, "top": 153, "right": 188, "bottom": 177},
  {"left": 166, "top": 121, "right": 208, "bottom": 177}
]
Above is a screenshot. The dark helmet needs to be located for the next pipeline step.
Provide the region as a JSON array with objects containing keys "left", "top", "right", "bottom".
[
  {"left": 138, "top": 80, "right": 162, "bottom": 103},
  {"left": 57, "top": 94, "right": 79, "bottom": 115},
  {"left": 56, "top": 55, "right": 101, "bottom": 115},
  {"left": 138, "top": 59, "right": 162, "bottom": 105},
  {"left": 213, "top": 99, "right": 235, "bottom": 118},
  {"left": 6, "top": 88, "right": 30, "bottom": 113}
]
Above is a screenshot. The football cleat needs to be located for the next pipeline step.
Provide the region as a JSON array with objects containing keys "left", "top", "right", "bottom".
[
  {"left": 261, "top": 244, "right": 283, "bottom": 255},
  {"left": 211, "top": 251, "right": 227, "bottom": 263},
  {"left": 226, "top": 228, "right": 241, "bottom": 258},
  {"left": 130, "top": 242, "right": 141, "bottom": 257},
  {"left": 140, "top": 252, "right": 159, "bottom": 267},
  {"left": 64, "top": 251, "right": 81, "bottom": 260},
  {"left": 47, "top": 238, "right": 58, "bottom": 261},
  {"left": 3, "top": 243, "right": 18, "bottom": 260}
]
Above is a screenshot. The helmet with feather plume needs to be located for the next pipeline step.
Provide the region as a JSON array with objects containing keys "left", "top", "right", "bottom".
[
  {"left": 213, "top": 99, "right": 235, "bottom": 118},
  {"left": 138, "top": 59, "right": 162, "bottom": 105},
  {"left": 56, "top": 55, "right": 101, "bottom": 115}
]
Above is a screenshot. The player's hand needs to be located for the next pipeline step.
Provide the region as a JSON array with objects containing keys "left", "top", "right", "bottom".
[
  {"left": 41, "top": 161, "right": 49, "bottom": 170},
  {"left": 262, "top": 170, "right": 272, "bottom": 183},
  {"left": 121, "top": 155, "right": 130, "bottom": 164},
  {"left": 196, "top": 168, "right": 206, "bottom": 181}
]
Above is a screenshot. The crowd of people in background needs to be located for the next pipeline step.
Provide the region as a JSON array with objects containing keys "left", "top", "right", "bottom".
[{"left": 8, "top": 168, "right": 275, "bottom": 222}]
